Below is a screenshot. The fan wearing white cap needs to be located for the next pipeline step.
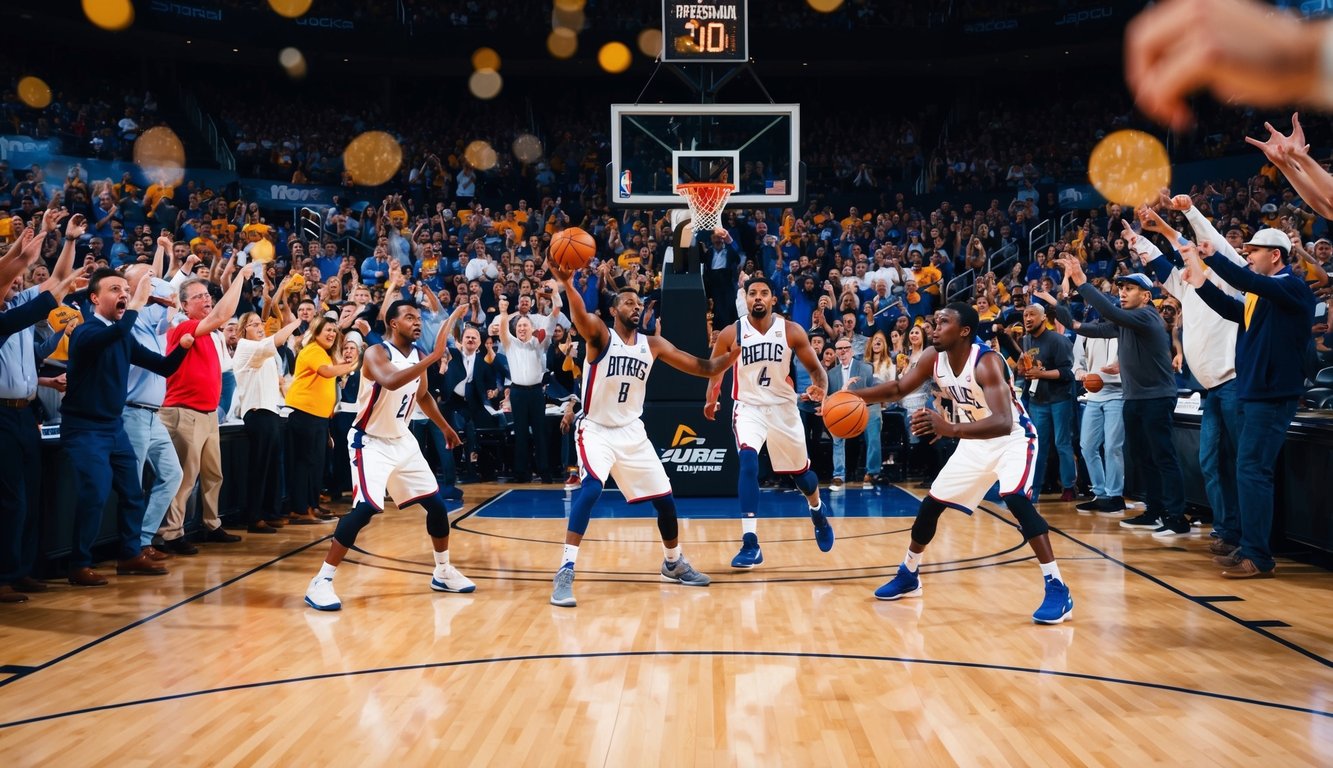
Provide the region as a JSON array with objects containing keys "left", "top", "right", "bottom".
[
  {"left": 1178, "top": 229, "right": 1316, "bottom": 579},
  {"left": 1054, "top": 253, "right": 1193, "bottom": 541}
]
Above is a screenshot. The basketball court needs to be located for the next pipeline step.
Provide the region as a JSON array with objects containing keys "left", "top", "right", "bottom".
[{"left": 0, "top": 484, "right": 1329, "bottom": 765}]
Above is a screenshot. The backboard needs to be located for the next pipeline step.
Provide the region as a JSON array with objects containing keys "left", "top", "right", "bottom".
[{"left": 609, "top": 103, "right": 801, "bottom": 207}]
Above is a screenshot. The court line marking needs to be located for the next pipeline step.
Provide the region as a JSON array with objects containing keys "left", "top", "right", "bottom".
[
  {"left": 0, "top": 535, "right": 334, "bottom": 690},
  {"left": 344, "top": 554, "right": 1041, "bottom": 585},
  {"left": 0, "top": 648, "right": 1328, "bottom": 730},
  {"left": 976, "top": 503, "right": 1333, "bottom": 669}
]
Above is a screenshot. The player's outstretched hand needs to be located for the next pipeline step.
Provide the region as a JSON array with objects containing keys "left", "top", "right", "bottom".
[
  {"left": 910, "top": 407, "right": 949, "bottom": 444},
  {"left": 546, "top": 258, "right": 573, "bottom": 285},
  {"left": 804, "top": 384, "right": 826, "bottom": 403},
  {"left": 703, "top": 399, "right": 720, "bottom": 421},
  {"left": 442, "top": 423, "right": 463, "bottom": 449}
]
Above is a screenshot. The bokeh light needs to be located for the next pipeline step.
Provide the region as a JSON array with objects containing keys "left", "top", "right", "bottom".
[
  {"left": 267, "top": 0, "right": 313, "bottom": 18},
  {"left": 512, "top": 134, "right": 544, "bottom": 164},
  {"left": 17, "top": 77, "right": 52, "bottom": 109},
  {"left": 468, "top": 69, "right": 503, "bottom": 100},
  {"left": 279, "top": 47, "right": 307, "bottom": 79},
  {"left": 133, "top": 127, "right": 186, "bottom": 187},
  {"left": 1087, "top": 130, "right": 1171, "bottom": 207},
  {"left": 82, "top": 0, "right": 134, "bottom": 31},
  {"left": 547, "top": 28, "right": 578, "bottom": 59},
  {"left": 472, "top": 47, "right": 501, "bottom": 71},
  {"left": 598, "top": 42, "right": 632, "bottom": 74},
  {"left": 637, "top": 28, "right": 663, "bottom": 58},
  {"left": 464, "top": 140, "right": 498, "bottom": 171},
  {"left": 807, "top": 0, "right": 845, "bottom": 12},
  {"left": 554, "top": 0, "right": 586, "bottom": 10},
  {"left": 343, "top": 131, "right": 404, "bottom": 187}
]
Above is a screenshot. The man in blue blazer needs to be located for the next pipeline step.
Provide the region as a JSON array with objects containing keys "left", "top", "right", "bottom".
[{"left": 827, "top": 339, "right": 881, "bottom": 489}]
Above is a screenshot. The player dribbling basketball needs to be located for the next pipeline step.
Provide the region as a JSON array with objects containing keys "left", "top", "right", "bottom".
[
  {"left": 852, "top": 302, "right": 1074, "bottom": 624},
  {"left": 705, "top": 276, "right": 833, "bottom": 568}
]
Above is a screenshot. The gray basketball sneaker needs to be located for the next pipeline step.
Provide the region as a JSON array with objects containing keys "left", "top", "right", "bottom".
[
  {"left": 661, "top": 557, "right": 711, "bottom": 587},
  {"left": 551, "top": 565, "right": 577, "bottom": 607}
]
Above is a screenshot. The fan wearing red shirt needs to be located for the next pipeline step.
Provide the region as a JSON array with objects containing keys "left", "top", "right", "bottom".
[{"left": 157, "top": 262, "right": 256, "bottom": 554}]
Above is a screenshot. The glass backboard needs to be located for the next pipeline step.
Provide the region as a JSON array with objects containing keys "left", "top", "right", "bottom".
[{"left": 609, "top": 103, "right": 801, "bottom": 207}]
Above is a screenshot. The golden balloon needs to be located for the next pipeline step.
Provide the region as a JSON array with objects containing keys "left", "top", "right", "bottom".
[
  {"left": 468, "top": 69, "right": 503, "bottom": 100},
  {"left": 343, "top": 131, "right": 403, "bottom": 187},
  {"left": 82, "top": 0, "right": 134, "bottom": 31},
  {"left": 637, "top": 28, "right": 663, "bottom": 58},
  {"left": 250, "top": 239, "right": 276, "bottom": 264},
  {"left": 598, "top": 42, "right": 632, "bottom": 74},
  {"left": 512, "top": 134, "right": 544, "bottom": 164},
  {"left": 267, "top": 0, "right": 313, "bottom": 19},
  {"left": 472, "top": 47, "right": 501, "bottom": 72},
  {"left": 464, "top": 141, "right": 498, "bottom": 171},
  {"left": 17, "top": 76, "right": 52, "bottom": 109},
  {"left": 807, "top": 0, "right": 846, "bottom": 12},
  {"left": 547, "top": 28, "right": 578, "bottom": 59},
  {"left": 1087, "top": 130, "right": 1171, "bottom": 207},
  {"left": 133, "top": 126, "right": 186, "bottom": 186}
]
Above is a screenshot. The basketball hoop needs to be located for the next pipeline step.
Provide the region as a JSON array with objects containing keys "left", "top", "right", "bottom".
[{"left": 676, "top": 182, "right": 734, "bottom": 234}]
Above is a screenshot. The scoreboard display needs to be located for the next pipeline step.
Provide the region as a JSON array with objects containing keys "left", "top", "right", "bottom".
[{"left": 661, "top": 1, "right": 748, "bottom": 63}]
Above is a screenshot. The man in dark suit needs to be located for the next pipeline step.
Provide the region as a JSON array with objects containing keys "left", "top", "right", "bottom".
[
  {"left": 444, "top": 325, "right": 498, "bottom": 480},
  {"left": 62, "top": 269, "right": 193, "bottom": 586},
  {"left": 701, "top": 227, "right": 741, "bottom": 328},
  {"left": 826, "top": 339, "right": 882, "bottom": 489}
]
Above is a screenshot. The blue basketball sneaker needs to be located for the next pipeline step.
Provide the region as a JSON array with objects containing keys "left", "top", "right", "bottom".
[
  {"left": 874, "top": 564, "right": 923, "bottom": 601},
  {"left": 810, "top": 504, "right": 834, "bottom": 552},
  {"left": 1032, "top": 576, "right": 1073, "bottom": 624},
  {"left": 731, "top": 533, "right": 763, "bottom": 568}
]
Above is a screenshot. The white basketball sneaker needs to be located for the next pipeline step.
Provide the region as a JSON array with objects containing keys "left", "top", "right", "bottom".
[
  {"left": 431, "top": 564, "right": 477, "bottom": 593},
  {"left": 304, "top": 576, "right": 342, "bottom": 611}
]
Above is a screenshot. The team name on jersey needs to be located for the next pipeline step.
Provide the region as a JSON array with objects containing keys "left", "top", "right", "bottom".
[
  {"left": 942, "top": 384, "right": 983, "bottom": 411},
  {"left": 605, "top": 355, "right": 649, "bottom": 380},
  {"left": 741, "top": 342, "right": 786, "bottom": 366}
]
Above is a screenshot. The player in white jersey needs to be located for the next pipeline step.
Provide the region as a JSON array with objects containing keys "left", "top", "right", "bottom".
[
  {"left": 851, "top": 302, "right": 1074, "bottom": 624},
  {"left": 546, "top": 260, "right": 738, "bottom": 607},
  {"left": 304, "top": 301, "right": 474, "bottom": 611},
  {"left": 705, "top": 277, "right": 833, "bottom": 568}
]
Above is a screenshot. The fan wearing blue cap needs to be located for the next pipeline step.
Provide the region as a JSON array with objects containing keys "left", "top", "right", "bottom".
[{"left": 1055, "top": 254, "right": 1192, "bottom": 540}]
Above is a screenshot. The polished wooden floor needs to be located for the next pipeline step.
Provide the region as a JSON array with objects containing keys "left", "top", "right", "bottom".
[{"left": 2, "top": 483, "right": 1331, "bottom": 766}]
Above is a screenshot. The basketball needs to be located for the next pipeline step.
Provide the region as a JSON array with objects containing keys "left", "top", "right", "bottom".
[
  {"left": 549, "top": 226, "right": 597, "bottom": 271},
  {"left": 822, "top": 390, "right": 868, "bottom": 439},
  {"left": 1083, "top": 373, "right": 1104, "bottom": 393}
]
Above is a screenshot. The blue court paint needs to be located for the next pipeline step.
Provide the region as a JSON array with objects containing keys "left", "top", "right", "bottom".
[{"left": 476, "top": 487, "right": 921, "bottom": 520}]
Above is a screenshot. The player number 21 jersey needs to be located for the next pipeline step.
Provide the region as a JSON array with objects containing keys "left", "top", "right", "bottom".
[
  {"left": 733, "top": 315, "right": 796, "bottom": 407},
  {"left": 352, "top": 341, "right": 421, "bottom": 440}
]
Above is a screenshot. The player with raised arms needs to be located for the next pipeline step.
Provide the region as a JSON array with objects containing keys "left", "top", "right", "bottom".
[
  {"left": 705, "top": 275, "right": 834, "bottom": 568},
  {"left": 304, "top": 301, "right": 472, "bottom": 611},
  {"left": 851, "top": 302, "right": 1074, "bottom": 624},
  {"left": 546, "top": 259, "right": 740, "bottom": 607}
]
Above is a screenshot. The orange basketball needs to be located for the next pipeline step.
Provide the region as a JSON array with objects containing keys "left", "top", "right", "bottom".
[
  {"left": 549, "top": 226, "right": 597, "bottom": 271},
  {"left": 822, "top": 390, "right": 869, "bottom": 439},
  {"left": 1083, "top": 373, "right": 1104, "bottom": 393}
]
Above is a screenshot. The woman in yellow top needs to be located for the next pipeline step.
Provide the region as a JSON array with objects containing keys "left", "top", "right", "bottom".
[{"left": 286, "top": 315, "right": 359, "bottom": 524}]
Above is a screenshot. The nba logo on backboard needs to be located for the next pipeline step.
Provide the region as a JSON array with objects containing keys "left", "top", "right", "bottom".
[{"left": 618, "top": 169, "right": 632, "bottom": 198}]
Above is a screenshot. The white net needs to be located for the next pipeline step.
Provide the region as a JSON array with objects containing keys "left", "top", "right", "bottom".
[{"left": 676, "top": 183, "right": 733, "bottom": 233}]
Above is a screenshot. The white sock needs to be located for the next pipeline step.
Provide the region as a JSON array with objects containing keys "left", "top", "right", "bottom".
[
  {"left": 1040, "top": 560, "right": 1062, "bottom": 582},
  {"left": 561, "top": 544, "right": 579, "bottom": 568},
  {"left": 904, "top": 549, "right": 922, "bottom": 573},
  {"left": 317, "top": 562, "right": 337, "bottom": 580},
  {"left": 741, "top": 516, "right": 757, "bottom": 536},
  {"left": 433, "top": 550, "right": 450, "bottom": 567},
  {"left": 664, "top": 545, "right": 681, "bottom": 563}
]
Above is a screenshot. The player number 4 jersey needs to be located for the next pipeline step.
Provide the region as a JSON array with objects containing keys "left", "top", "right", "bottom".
[
  {"left": 352, "top": 341, "right": 421, "bottom": 440},
  {"left": 733, "top": 315, "right": 796, "bottom": 407},
  {"left": 933, "top": 343, "right": 1033, "bottom": 438}
]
